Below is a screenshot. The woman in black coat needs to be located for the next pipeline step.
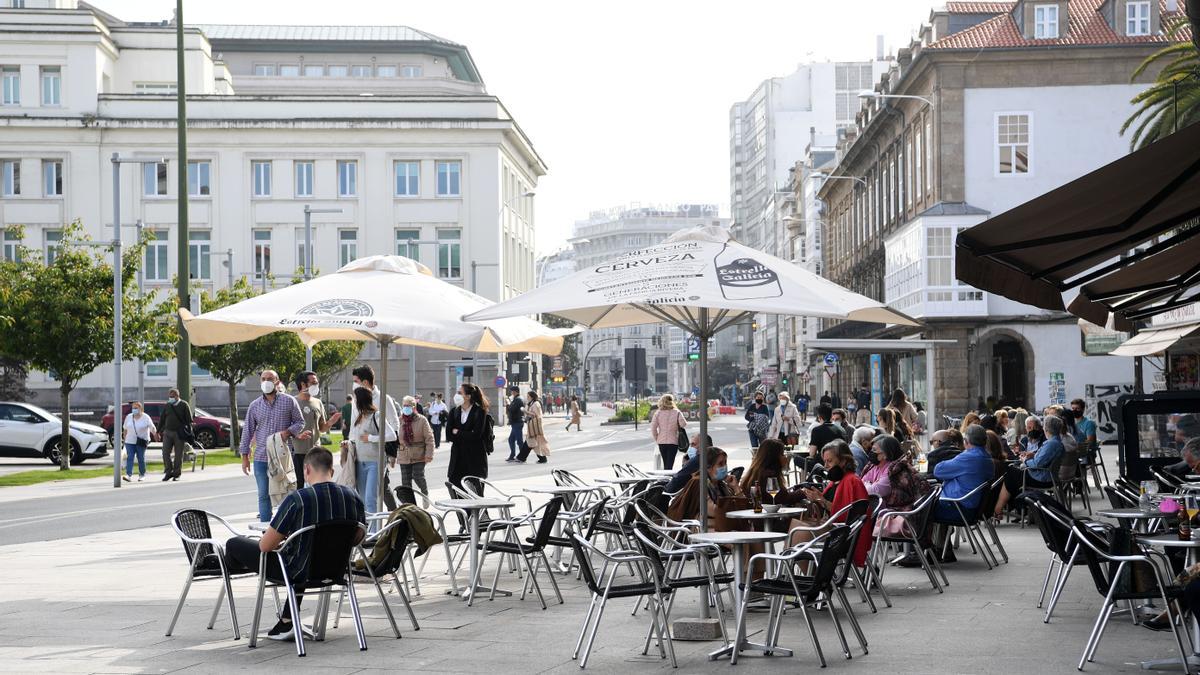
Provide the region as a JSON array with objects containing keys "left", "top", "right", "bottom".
[{"left": 446, "top": 382, "right": 491, "bottom": 491}]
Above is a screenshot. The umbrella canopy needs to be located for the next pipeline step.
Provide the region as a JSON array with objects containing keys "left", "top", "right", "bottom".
[
  {"left": 464, "top": 225, "right": 916, "bottom": 334},
  {"left": 180, "top": 255, "right": 574, "bottom": 355}
]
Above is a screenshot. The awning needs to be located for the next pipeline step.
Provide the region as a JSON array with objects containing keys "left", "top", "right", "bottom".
[
  {"left": 1109, "top": 322, "right": 1200, "bottom": 357},
  {"left": 955, "top": 121, "right": 1200, "bottom": 331}
]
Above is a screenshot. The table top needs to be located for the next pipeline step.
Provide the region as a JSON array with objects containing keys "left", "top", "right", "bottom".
[
  {"left": 644, "top": 469, "right": 678, "bottom": 477},
  {"left": 523, "top": 486, "right": 599, "bottom": 495},
  {"left": 595, "top": 477, "right": 654, "bottom": 485},
  {"left": 725, "top": 507, "right": 805, "bottom": 520},
  {"left": 1138, "top": 533, "right": 1200, "bottom": 549},
  {"left": 1096, "top": 507, "right": 1170, "bottom": 519},
  {"left": 434, "top": 498, "right": 515, "bottom": 510},
  {"left": 690, "top": 531, "right": 787, "bottom": 546}
]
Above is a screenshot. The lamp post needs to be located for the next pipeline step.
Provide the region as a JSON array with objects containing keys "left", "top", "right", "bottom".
[
  {"left": 208, "top": 248, "right": 234, "bottom": 290},
  {"left": 302, "top": 205, "right": 343, "bottom": 371}
]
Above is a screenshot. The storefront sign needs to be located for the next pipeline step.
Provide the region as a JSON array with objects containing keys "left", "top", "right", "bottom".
[
  {"left": 1151, "top": 302, "right": 1200, "bottom": 329},
  {"left": 1049, "top": 372, "right": 1067, "bottom": 406},
  {"left": 1085, "top": 383, "right": 1134, "bottom": 443},
  {"left": 1171, "top": 354, "right": 1200, "bottom": 390}
]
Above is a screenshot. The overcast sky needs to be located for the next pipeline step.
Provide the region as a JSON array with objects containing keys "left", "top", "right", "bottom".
[{"left": 100, "top": 0, "right": 937, "bottom": 254}]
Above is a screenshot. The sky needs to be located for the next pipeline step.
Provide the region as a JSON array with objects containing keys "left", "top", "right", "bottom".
[{"left": 99, "top": 0, "right": 938, "bottom": 255}]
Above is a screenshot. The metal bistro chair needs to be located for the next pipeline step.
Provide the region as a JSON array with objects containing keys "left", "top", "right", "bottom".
[
  {"left": 871, "top": 486, "right": 947, "bottom": 593},
  {"left": 1025, "top": 494, "right": 1097, "bottom": 623},
  {"left": 633, "top": 523, "right": 734, "bottom": 651},
  {"left": 166, "top": 509, "right": 255, "bottom": 640},
  {"left": 472, "top": 497, "right": 565, "bottom": 609},
  {"left": 410, "top": 488, "right": 466, "bottom": 592},
  {"left": 247, "top": 519, "right": 393, "bottom": 657},
  {"left": 567, "top": 529, "right": 676, "bottom": 669},
  {"left": 331, "top": 516, "right": 420, "bottom": 633},
  {"left": 1069, "top": 519, "right": 1191, "bottom": 673},
  {"left": 1103, "top": 484, "right": 1139, "bottom": 510},
  {"left": 934, "top": 481, "right": 1000, "bottom": 570}
]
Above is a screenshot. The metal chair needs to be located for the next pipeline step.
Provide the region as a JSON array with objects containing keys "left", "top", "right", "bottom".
[
  {"left": 567, "top": 529, "right": 676, "bottom": 669},
  {"left": 166, "top": 509, "right": 253, "bottom": 640},
  {"left": 473, "top": 497, "right": 565, "bottom": 609},
  {"left": 1103, "top": 485, "right": 1139, "bottom": 509},
  {"left": 934, "top": 481, "right": 1000, "bottom": 569},
  {"left": 1025, "top": 494, "right": 1094, "bottom": 623},
  {"left": 632, "top": 524, "right": 733, "bottom": 650},
  {"left": 410, "top": 488, "right": 465, "bottom": 592},
  {"left": 870, "top": 486, "right": 947, "bottom": 593},
  {"left": 332, "top": 516, "right": 420, "bottom": 633}
]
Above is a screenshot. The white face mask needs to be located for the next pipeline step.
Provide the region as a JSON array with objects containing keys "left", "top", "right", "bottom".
[
  {"left": 260, "top": 380, "right": 276, "bottom": 394},
  {"left": 132, "top": 407, "right": 142, "bottom": 416},
  {"left": 307, "top": 384, "right": 320, "bottom": 398},
  {"left": 453, "top": 393, "right": 465, "bottom": 407}
]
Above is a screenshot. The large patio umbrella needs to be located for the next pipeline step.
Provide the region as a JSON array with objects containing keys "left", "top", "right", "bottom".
[
  {"left": 464, "top": 225, "right": 917, "bottom": 532},
  {"left": 180, "top": 255, "right": 574, "bottom": 508}
]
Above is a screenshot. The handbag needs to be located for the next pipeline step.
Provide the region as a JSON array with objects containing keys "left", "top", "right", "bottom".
[
  {"left": 337, "top": 441, "right": 358, "bottom": 490},
  {"left": 675, "top": 410, "right": 689, "bottom": 449},
  {"left": 167, "top": 402, "right": 196, "bottom": 444},
  {"left": 712, "top": 495, "right": 753, "bottom": 532}
]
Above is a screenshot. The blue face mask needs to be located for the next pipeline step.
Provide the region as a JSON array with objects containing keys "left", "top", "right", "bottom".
[
  {"left": 715, "top": 466, "right": 728, "bottom": 481},
  {"left": 401, "top": 406, "right": 413, "bottom": 417},
  {"left": 687, "top": 446, "right": 698, "bottom": 460}
]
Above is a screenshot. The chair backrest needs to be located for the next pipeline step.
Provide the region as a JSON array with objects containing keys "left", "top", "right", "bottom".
[
  {"left": 1068, "top": 518, "right": 1121, "bottom": 597},
  {"left": 1114, "top": 476, "right": 1141, "bottom": 495},
  {"left": 1027, "top": 497, "right": 1075, "bottom": 561},
  {"left": 566, "top": 528, "right": 603, "bottom": 594},
  {"left": 632, "top": 524, "right": 669, "bottom": 582},
  {"left": 555, "top": 470, "right": 588, "bottom": 487},
  {"left": 834, "top": 514, "right": 869, "bottom": 586},
  {"left": 612, "top": 463, "right": 630, "bottom": 478},
  {"left": 1104, "top": 485, "right": 1138, "bottom": 509},
  {"left": 366, "top": 517, "right": 413, "bottom": 576},
  {"left": 804, "top": 524, "right": 852, "bottom": 603},
  {"left": 906, "top": 485, "right": 942, "bottom": 538},
  {"left": 172, "top": 508, "right": 215, "bottom": 567},
  {"left": 530, "top": 497, "right": 564, "bottom": 549},
  {"left": 582, "top": 496, "right": 612, "bottom": 541},
  {"left": 300, "top": 519, "right": 366, "bottom": 587},
  {"left": 981, "top": 476, "right": 1004, "bottom": 515},
  {"left": 446, "top": 480, "right": 474, "bottom": 500},
  {"left": 1151, "top": 466, "right": 1183, "bottom": 492},
  {"left": 625, "top": 464, "right": 649, "bottom": 478},
  {"left": 462, "top": 475, "right": 486, "bottom": 498}
]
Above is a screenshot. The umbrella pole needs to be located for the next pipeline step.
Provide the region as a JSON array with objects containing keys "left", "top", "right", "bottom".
[
  {"left": 697, "top": 309, "right": 711, "bottom": 621},
  {"left": 378, "top": 338, "right": 389, "bottom": 516}
]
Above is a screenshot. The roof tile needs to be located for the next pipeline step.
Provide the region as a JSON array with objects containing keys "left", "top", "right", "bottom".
[
  {"left": 929, "top": 0, "right": 1190, "bottom": 49},
  {"left": 944, "top": 2, "right": 1013, "bottom": 14}
]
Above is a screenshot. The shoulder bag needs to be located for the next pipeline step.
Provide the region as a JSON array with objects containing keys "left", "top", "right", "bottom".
[{"left": 169, "top": 402, "right": 196, "bottom": 445}]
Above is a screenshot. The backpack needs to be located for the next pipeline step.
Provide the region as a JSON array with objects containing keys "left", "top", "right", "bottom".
[
  {"left": 749, "top": 413, "right": 771, "bottom": 440},
  {"left": 884, "top": 462, "right": 929, "bottom": 510}
]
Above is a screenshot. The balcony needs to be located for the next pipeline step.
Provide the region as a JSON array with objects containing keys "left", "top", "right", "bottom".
[{"left": 883, "top": 207, "right": 990, "bottom": 320}]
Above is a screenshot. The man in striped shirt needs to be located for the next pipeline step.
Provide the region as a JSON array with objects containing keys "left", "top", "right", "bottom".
[{"left": 226, "top": 448, "right": 365, "bottom": 640}]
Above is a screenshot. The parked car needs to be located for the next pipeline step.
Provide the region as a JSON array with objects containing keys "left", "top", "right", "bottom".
[
  {"left": 0, "top": 401, "right": 110, "bottom": 465},
  {"left": 100, "top": 402, "right": 237, "bottom": 449}
]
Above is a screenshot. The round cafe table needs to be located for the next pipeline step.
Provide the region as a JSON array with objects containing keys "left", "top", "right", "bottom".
[
  {"left": 1136, "top": 534, "right": 1200, "bottom": 671},
  {"left": 644, "top": 469, "right": 678, "bottom": 478},
  {"left": 1096, "top": 507, "right": 1170, "bottom": 533},
  {"left": 689, "top": 530, "right": 788, "bottom": 661},
  {"left": 434, "top": 498, "right": 514, "bottom": 601},
  {"left": 725, "top": 507, "right": 805, "bottom": 533}
]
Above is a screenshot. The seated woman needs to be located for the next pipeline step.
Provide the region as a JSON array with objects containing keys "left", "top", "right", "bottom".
[
  {"left": 740, "top": 438, "right": 803, "bottom": 506},
  {"left": 993, "top": 415, "right": 1067, "bottom": 517},
  {"left": 792, "top": 440, "right": 872, "bottom": 567},
  {"left": 864, "top": 435, "right": 925, "bottom": 510},
  {"left": 667, "top": 446, "right": 744, "bottom": 525}
]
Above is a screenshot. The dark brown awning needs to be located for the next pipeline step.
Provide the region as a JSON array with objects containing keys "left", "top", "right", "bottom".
[{"left": 955, "top": 121, "right": 1200, "bottom": 331}]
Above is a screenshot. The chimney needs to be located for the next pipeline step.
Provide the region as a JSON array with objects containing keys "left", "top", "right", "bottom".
[
  {"left": 810, "top": 125, "right": 816, "bottom": 147},
  {"left": 876, "top": 34, "right": 885, "bottom": 60}
]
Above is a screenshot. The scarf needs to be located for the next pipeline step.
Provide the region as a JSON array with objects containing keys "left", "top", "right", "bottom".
[{"left": 402, "top": 414, "right": 414, "bottom": 445}]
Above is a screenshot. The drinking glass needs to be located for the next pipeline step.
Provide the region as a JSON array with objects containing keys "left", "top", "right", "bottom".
[
  {"left": 1187, "top": 494, "right": 1200, "bottom": 526},
  {"left": 765, "top": 477, "right": 780, "bottom": 504}
]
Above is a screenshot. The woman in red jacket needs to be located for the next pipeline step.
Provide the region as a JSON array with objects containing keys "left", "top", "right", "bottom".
[{"left": 801, "top": 439, "right": 872, "bottom": 566}]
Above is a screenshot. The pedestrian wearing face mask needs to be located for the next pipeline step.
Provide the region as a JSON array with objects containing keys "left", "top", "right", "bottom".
[
  {"left": 394, "top": 395, "right": 435, "bottom": 501},
  {"left": 446, "top": 382, "right": 491, "bottom": 492},
  {"left": 239, "top": 369, "right": 309, "bottom": 522},
  {"left": 157, "top": 388, "right": 194, "bottom": 482},
  {"left": 122, "top": 401, "right": 155, "bottom": 482},
  {"left": 292, "top": 371, "right": 341, "bottom": 489},
  {"left": 744, "top": 392, "right": 770, "bottom": 450},
  {"left": 523, "top": 390, "right": 550, "bottom": 464},
  {"left": 664, "top": 433, "right": 714, "bottom": 494}
]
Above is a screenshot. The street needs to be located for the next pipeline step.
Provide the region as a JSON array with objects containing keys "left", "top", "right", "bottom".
[{"left": 0, "top": 414, "right": 754, "bottom": 545}]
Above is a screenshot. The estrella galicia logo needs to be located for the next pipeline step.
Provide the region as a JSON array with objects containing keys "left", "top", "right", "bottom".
[{"left": 297, "top": 299, "right": 374, "bottom": 317}]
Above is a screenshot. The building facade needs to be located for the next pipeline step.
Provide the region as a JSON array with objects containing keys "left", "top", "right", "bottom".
[
  {"left": 570, "top": 204, "right": 728, "bottom": 400},
  {"left": 815, "top": 0, "right": 1183, "bottom": 414},
  {"left": 0, "top": 0, "right": 545, "bottom": 411}
]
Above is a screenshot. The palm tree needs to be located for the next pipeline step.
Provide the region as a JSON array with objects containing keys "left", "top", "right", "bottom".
[{"left": 1122, "top": 16, "right": 1200, "bottom": 149}]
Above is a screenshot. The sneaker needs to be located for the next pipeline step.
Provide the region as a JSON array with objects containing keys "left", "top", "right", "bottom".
[
  {"left": 266, "top": 619, "right": 295, "bottom": 641},
  {"left": 122, "top": 475, "right": 131, "bottom": 482},
  {"left": 537, "top": 456, "right": 548, "bottom": 464},
  {"left": 1142, "top": 616, "right": 1173, "bottom": 632},
  {"left": 895, "top": 553, "right": 924, "bottom": 568},
  {"left": 137, "top": 475, "right": 144, "bottom": 482}
]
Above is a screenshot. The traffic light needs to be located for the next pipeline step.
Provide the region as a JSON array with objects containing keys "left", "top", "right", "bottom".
[{"left": 781, "top": 374, "right": 790, "bottom": 388}]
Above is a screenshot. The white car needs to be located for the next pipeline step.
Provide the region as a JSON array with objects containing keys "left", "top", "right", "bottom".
[{"left": 0, "top": 401, "right": 110, "bottom": 465}]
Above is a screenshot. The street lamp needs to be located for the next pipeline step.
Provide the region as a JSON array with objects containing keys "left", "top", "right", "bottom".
[
  {"left": 811, "top": 172, "right": 868, "bottom": 187},
  {"left": 207, "top": 248, "right": 234, "bottom": 290},
  {"left": 301, "top": 205, "right": 343, "bottom": 371},
  {"left": 857, "top": 90, "right": 936, "bottom": 109}
]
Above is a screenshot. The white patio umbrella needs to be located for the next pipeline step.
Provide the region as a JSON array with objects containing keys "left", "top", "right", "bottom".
[
  {"left": 465, "top": 225, "right": 918, "bottom": 531},
  {"left": 180, "top": 255, "right": 575, "bottom": 508}
]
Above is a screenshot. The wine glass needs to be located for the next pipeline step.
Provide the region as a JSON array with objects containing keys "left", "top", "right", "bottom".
[
  {"left": 765, "top": 477, "right": 780, "bottom": 505},
  {"left": 1187, "top": 494, "right": 1200, "bottom": 527}
]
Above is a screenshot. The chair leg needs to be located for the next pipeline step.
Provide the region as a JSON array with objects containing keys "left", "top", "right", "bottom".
[
  {"left": 925, "top": 542, "right": 949, "bottom": 588},
  {"left": 280, "top": 579, "right": 305, "bottom": 657},
  {"left": 984, "top": 518, "right": 1009, "bottom": 563},
  {"left": 248, "top": 564, "right": 267, "bottom": 649},
  {"left": 1161, "top": 592, "right": 1193, "bottom": 675},
  {"left": 1046, "top": 550, "right": 1078, "bottom": 623},
  {"left": 223, "top": 571, "right": 242, "bottom": 640},
  {"left": 574, "top": 594, "right": 600, "bottom": 661},
  {"left": 345, "top": 574, "right": 368, "bottom": 652},
  {"left": 391, "top": 575, "right": 420, "bottom": 631},
  {"left": 961, "top": 523, "right": 992, "bottom": 570},
  {"left": 579, "top": 594, "right": 610, "bottom": 669},
  {"left": 836, "top": 586, "right": 868, "bottom": 654},
  {"left": 797, "top": 601, "right": 827, "bottom": 668},
  {"left": 1086, "top": 600, "right": 1117, "bottom": 664},
  {"left": 207, "top": 584, "right": 225, "bottom": 630},
  {"left": 539, "top": 551, "right": 565, "bottom": 604},
  {"left": 165, "top": 564, "right": 197, "bottom": 637},
  {"left": 653, "top": 591, "right": 677, "bottom": 668},
  {"left": 824, "top": 592, "right": 851, "bottom": 660},
  {"left": 1038, "top": 555, "right": 1058, "bottom": 608},
  {"left": 362, "top": 565, "right": 401, "bottom": 639}
]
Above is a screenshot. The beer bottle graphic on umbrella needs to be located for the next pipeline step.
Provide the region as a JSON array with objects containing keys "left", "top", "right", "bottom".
[{"left": 715, "top": 243, "right": 783, "bottom": 300}]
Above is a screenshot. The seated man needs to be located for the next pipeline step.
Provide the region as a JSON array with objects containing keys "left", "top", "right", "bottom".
[
  {"left": 931, "top": 425, "right": 996, "bottom": 562},
  {"left": 226, "top": 448, "right": 366, "bottom": 640},
  {"left": 664, "top": 433, "right": 714, "bottom": 495},
  {"left": 849, "top": 426, "right": 875, "bottom": 475},
  {"left": 927, "top": 428, "right": 964, "bottom": 474}
]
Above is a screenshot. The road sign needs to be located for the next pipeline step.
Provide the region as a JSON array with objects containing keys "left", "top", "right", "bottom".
[
  {"left": 494, "top": 376, "right": 507, "bottom": 388},
  {"left": 551, "top": 355, "right": 565, "bottom": 383},
  {"left": 824, "top": 352, "right": 839, "bottom": 366},
  {"left": 686, "top": 335, "right": 701, "bottom": 361},
  {"left": 455, "top": 366, "right": 465, "bottom": 376},
  {"left": 800, "top": 371, "right": 811, "bottom": 382}
]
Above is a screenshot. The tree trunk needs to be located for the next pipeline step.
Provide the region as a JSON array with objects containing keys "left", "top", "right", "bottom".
[
  {"left": 228, "top": 381, "right": 239, "bottom": 451},
  {"left": 59, "top": 383, "right": 71, "bottom": 471}
]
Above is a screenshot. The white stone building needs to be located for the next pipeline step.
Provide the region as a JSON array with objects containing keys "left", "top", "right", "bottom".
[{"left": 0, "top": 0, "right": 545, "bottom": 411}]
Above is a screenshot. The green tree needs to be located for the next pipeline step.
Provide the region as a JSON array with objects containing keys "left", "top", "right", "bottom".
[
  {"left": 0, "top": 221, "right": 176, "bottom": 469},
  {"left": 706, "top": 355, "right": 740, "bottom": 399},
  {"left": 274, "top": 337, "right": 363, "bottom": 395},
  {"left": 1121, "top": 16, "right": 1200, "bottom": 149},
  {"left": 191, "top": 278, "right": 293, "bottom": 449}
]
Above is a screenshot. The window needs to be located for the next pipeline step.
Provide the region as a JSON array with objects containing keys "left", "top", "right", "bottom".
[
  {"left": 296, "top": 229, "right": 310, "bottom": 275},
  {"left": 924, "top": 118, "right": 933, "bottom": 197},
  {"left": 188, "top": 231, "right": 210, "bottom": 280},
  {"left": 146, "top": 360, "right": 168, "bottom": 378},
  {"left": 40, "top": 66, "right": 60, "bottom": 106},
  {"left": 437, "top": 228, "right": 461, "bottom": 278},
  {"left": 436, "top": 161, "right": 461, "bottom": 196},
  {"left": 44, "top": 229, "right": 61, "bottom": 264},
  {"left": 279, "top": 64, "right": 300, "bottom": 77},
  {"left": 303, "top": 64, "right": 324, "bottom": 77},
  {"left": 252, "top": 160, "right": 271, "bottom": 197},
  {"left": 927, "top": 226, "right": 953, "bottom": 287},
  {"left": 339, "top": 229, "right": 357, "bottom": 267},
  {"left": 187, "top": 160, "right": 210, "bottom": 197},
  {"left": 2, "top": 66, "right": 19, "bottom": 106},
  {"left": 142, "top": 161, "right": 167, "bottom": 197},
  {"left": 145, "top": 230, "right": 168, "bottom": 281},
  {"left": 134, "top": 82, "right": 177, "bottom": 95},
  {"left": 351, "top": 65, "right": 371, "bottom": 77},
  {"left": 253, "top": 229, "right": 271, "bottom": 279},
  {"left": 191, "top": 362, "right": 210, "bottom": 378},
  {"left": 1, "top": 159, "right": 18, "bottom": 196},
  {"left": 914, "top": 126, "right": 923, "bottom": 201},
  {"left": 1034, "top": 4, "right": 1059, "bottom": 39},
  {"left": 337, "top": 160, "right": 357, "bottom": 197},
  {"left": 3, "top": 229, "right": 20, "bottom": 263},
  {"left": 395, "top": 229, "right": 420, "bottom": 261},
  {"left": 328, "top": 65, "right": 348, "bottom": 77},
  {"left": 253, "top": 64, "right": 276, "bottom": 76},
  {"left": 10, "top": 0, "right": 27, "bottom": 7},
  {"left": 400, "top": 65, "right": 422, "bottom": 78},
  {"left": 1127, "top": 1, "right": 1151, "bottom": 36},
  {"left": 376, "top": 65, "right": 397, "bottom": 78},
  {"left": 294, "top": 160, "right": 313, "bottom": 197},
  {"left": 997, "top": 113, "right": 1031, "bottom": 174},
  {"left": 42, "top": 159, "right": 62, "bottom": 196},
  {"left": 394, "top": 160, "right": 419, "bottom": 196}
]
